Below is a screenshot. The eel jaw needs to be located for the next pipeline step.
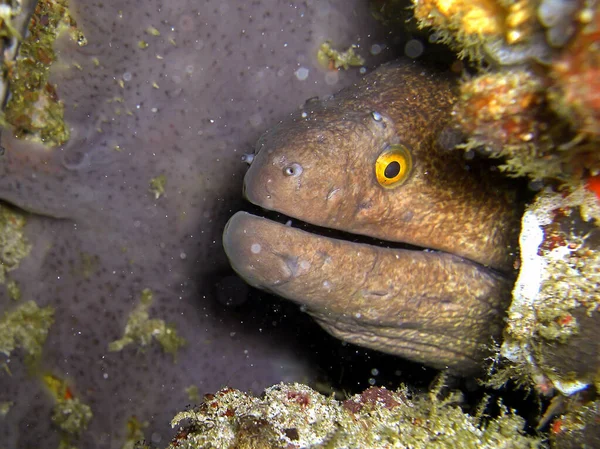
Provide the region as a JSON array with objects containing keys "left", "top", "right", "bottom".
[{"left": 223, "top": 211, "right": 513, "bottom": 375}]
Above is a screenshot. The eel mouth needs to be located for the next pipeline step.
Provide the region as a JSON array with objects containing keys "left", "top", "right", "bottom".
[
  {"left": 226, "top": 203, "right": 509, "bottom": 279},
  {"left": 246, "top": 204, "right": 427, "bottom": 252},
  {"left": 223, "top": 204, "right": 510, "bottom": 294}
]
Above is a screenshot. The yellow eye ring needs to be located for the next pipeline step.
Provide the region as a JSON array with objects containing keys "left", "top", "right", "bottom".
[{"left": 375, "top": 144, "right": 413, "bottom": 188}]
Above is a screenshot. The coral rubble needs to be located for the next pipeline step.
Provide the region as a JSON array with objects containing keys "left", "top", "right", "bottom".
[{"left": 165, "top": 383, "right": 539, "bottom": 449}]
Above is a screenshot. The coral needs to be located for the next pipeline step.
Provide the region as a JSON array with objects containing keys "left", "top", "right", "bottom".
[
  {"left": 549, "top": 3, "right": 600, "bottom": 138},
  {"left": 108, "top": 288, "right": 186, "bottom": 359},
  {"left": 412, "top": 0, "right": 549, "bottom": 64},
  {"left": 166, "top": 383, "right": 540, "bottom": 449},
  {"left": 452, "top": 70, "right": 563, "bottom": 179},
  {"left": 550, "top": 398, "right": 600, "bottom": 448},
  {"left": 413, "top": 0, "right": 600, "bottom": 183},
  {"left": 501, "top": 187, "right": 600, "bottom": 396}
]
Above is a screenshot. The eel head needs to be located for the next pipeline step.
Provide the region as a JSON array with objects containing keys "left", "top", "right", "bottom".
[{"left": 223, "top": 61, "right": 523, "bottom": 374}]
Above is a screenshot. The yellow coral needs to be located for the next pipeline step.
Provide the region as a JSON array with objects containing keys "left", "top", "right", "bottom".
[
  {"left": 412, "top": 0, "right": 542, "bottom": 62},
  {"left": 414, "top": 0, "right": 503, "bottom": 35}
]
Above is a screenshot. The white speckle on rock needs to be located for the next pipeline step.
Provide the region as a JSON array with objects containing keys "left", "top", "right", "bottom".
[{"left": 250, "top": 243, "right": 261, "bottom": 254}]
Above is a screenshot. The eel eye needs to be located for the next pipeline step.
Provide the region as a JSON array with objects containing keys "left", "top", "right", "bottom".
[
  {"left": 283, "top": 163, "right": 303, "bottom": 177},
  {"left": 375, "top": 144, "right": 412, "bottom": 188}
]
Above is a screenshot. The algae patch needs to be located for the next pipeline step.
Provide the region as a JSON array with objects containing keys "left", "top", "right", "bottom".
[
  {"left": 149, "top": 175, "right": 167, "bottom": 200},
  {"left": 316, "top": 41, "right": 365, "bottom": 70},
  {"left": 0, "top": 400, "right": 14, "bottom": 417},
  {"left": 43, "top": 373, "right": 93, "bottom": 447},
  {"left": 109, "top": 288, "right": 186, "bottom": 359},
  {"left": 0, "top": 203, "right": 31, "bottom": 285},
  {"left": 122, "top": 416, "right": 148, "bottom": 449},
  {"left": 0, "top": 300, "right": 54, "bottom": 363},
  {"left": 2, "top": 0, "right": 86, "bottom": 146}
]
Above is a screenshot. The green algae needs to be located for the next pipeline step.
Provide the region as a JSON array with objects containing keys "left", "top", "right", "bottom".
[
  {"left": 6, "top": 279, "right": 21, "bottom": 300},
  {"left": 44, "top": 373, "right": 93, "bottom": 448},
  {"left": 149, "top": 175, "right": 167, "bottom": 199},
  {"left": 0, "top": 400, "right": 13, "bottom": 417},
  {"left": 0, "top": 203, "right": 32, "bottom": 285},
  {"left": 2, "top": 0, "right": 86, "bottom": 147},
  {"left": 0, "top": 0, "right": 23, "bottom": 40},
  {"left": 122, "top": 416, "right": 148, "bottom": 449},
  {"left": 0, "top": 300, "right": 54, "bottom": 363},
  {"left": 108, "top": 288, "right": 186, "bottom": 359},
  {"left": 185, "top": 385, "right": 200, "bottom": 403},
  {"left": 317, "top": 41, "right": 365, "bottom": 70}
]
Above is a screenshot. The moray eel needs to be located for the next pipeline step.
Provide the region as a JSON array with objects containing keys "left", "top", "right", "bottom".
[{"left": 223, "top": 61, "right": 522, "bottom": 374}]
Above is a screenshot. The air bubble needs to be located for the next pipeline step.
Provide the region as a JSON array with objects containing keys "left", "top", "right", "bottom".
[
  {"left": 370, "top": 44, "right": 382, "bottom": 55},
  {"left": 404, "top": 39, "right": 424, "bottom": 59},
  {"left": 294, "top": 67, "right": 309, "bottom": 81}
]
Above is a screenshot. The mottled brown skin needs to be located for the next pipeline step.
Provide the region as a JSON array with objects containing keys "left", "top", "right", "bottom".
[
  {"left": 223, "top": 61, "right": 523, "bottom": 374},
  {"left": 224, "top": 212, "right": 513, "bottom": 374}
]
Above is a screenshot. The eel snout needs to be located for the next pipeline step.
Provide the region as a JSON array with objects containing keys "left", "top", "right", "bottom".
[{"left": 223, "top": 211, "right": 513, "bottom": 375}]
